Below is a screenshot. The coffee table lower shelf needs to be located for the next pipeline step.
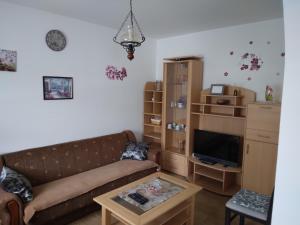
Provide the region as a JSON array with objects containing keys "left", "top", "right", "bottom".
[{"left": 109, "top": 198, "right": 191, "bottom": 225}]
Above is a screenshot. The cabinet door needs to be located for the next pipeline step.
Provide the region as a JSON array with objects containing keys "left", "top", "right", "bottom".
[
  {"left": 242, "top": 140, "right": 278, "bottom": 195},
  {"left": 162, "top": 152, "right": 187, "bottom": 176},
  {"left": 247, "top": 104, "right": 281, "bottom": 132}
]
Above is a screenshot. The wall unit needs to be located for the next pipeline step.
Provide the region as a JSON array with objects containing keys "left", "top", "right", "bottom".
[
  {"left": 190, "top": 86, "right": 256, "bottom": 139},
  {"left": 188, "top": 85, "right": 256, "bottom": 195},
  {"left": 242, "top": 103, "right": 281, "bottom": 195},
  {"left": 162, "top": 57, "right": 203, "bottom": 177},
  {"left": 143, "top": 81, "right": 164, "bottom": 144}
]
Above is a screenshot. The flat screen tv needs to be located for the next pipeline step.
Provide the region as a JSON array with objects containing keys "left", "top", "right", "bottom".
[{"left": 193, "top": 130, "right": 241, "bottom": 167}]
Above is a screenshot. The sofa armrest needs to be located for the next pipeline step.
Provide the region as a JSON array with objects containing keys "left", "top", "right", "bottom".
[
  {"left": 123, "top": 130, "right": 137, "bottom": 143},
  {"left": 0, "top": 187, "right": 23, "bottom": 225},
  {"left": 148, "top": 144, "right": 161, "bottom": 165}
]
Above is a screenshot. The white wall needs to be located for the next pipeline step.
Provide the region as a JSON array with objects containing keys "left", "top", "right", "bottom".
[
  {"left": 156, "top": 19, "right": 285, "bottom": 101},
  {"left": 0, "top": 2, "right": 156, "bottom": 153},
  {"left": 272, "top": 1, "right": 300, "bottom": 224}
]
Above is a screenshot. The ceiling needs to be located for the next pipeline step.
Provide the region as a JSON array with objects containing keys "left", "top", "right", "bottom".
[{"left": 1, "top": 0, "right": 283, "bottom": 38}]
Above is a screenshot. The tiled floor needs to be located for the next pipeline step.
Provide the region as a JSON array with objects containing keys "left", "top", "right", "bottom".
[{"left": 69, "top": 189, "right": 260, "bottom": 225}]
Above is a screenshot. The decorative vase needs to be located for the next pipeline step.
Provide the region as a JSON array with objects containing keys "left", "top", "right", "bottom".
[{"left": 265, "top": 85, "right": 273, "bottom": 102}]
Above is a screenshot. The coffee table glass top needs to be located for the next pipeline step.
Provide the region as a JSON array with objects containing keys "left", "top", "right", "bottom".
[{"left": 112, "top": 178, "right": 185, "bottom": 215}]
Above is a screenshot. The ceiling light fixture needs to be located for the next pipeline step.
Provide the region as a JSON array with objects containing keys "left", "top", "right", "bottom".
[{"left": 113, "top": 0, "right": 145, "bottom": 61}]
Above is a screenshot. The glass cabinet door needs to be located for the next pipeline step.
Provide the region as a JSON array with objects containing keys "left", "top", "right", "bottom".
[{"left": 165, "top": 62, "right": 188, "bottom": 155}]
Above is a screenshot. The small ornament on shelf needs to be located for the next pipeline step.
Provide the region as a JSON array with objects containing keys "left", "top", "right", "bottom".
[
  {"left": 265, "top": 85, "right": 273, "bottom": 102},
  {"left": 233, "top": 89, "right": 238, "bottom": 96},
  {"left": 150, "top": 116, "right": 161, "bottom": 125},
  {"left": 177, "top": 96, "right": 186, "bottom": 108},
  {"left": 155, "top": 80, "right": 161, "bottom": 91}
]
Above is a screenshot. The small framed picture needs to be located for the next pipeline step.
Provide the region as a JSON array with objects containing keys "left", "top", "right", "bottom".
[
  {"left": 43, "top": 76, "right": 73, "bottom": 100},
  {"left": 210, "top": 84, "right": 225, "bottom": 95},
  {"left": 0, "top": 49, "right": 17, "bottom": 72}
]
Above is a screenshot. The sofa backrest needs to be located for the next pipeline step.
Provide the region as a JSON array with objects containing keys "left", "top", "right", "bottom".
[{"left": 2, "top": 131, "right": 136, "bottom": 186}]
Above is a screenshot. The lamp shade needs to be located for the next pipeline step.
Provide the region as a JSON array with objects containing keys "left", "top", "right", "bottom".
[{"left": 113, "top": 0, "right": 145, "bottom": 60}]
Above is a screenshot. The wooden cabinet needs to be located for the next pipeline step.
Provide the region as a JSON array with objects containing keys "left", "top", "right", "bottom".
[
  {"left": 243, "top": 140, "right": 278, "bottom": 195},
  {"left": 162, "top": 57, "right": 203, "bottom": 176},
  {"left": 246, "top": 104, "right": 281, "bottom": 132},
  {"left": 163, "top": 151, "right": 186, "bottom": 175},
  {"left": 242, "top": 103, "right": 281, "bottom": 195}
]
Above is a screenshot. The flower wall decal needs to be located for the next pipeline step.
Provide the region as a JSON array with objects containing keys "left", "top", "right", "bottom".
[
  {"left": 105, "top": 65, "right": 127, "bottom": 80},
  {"left": 240, "top": 53, "right": 263, "bottom": 71},
  {"left": 223, "top": 40, "right": 284, "bottom": 86}
]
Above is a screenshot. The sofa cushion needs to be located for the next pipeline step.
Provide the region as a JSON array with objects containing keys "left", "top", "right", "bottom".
[
  {"left": 24, "top": 160, "right": 158, "bottom": 224},
  {"left": 121, "top": 142, "right": 149, "bottom": 161},
  {"left": 29, "top": 168, "right": 157, "bottom": 225},
  {"left": 3, "top": 131, "right": 130, "bottom": 186},
  {"left": 0, "top": 166, "right": 33, "bottom": 203}
]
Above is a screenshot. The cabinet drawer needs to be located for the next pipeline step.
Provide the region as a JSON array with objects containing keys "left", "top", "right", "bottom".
[
  {"left": 163, "top": 152, "right": 186, "bottom": 176},
  {"left": 246, "top": 129, "right": 279, "bottom": 144},
  {"left": 247, "top": 104, "right": 280, "bottom": 132}
]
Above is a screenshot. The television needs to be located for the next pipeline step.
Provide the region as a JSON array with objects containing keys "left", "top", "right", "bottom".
[{"left": 193, "top": 130, "right": 241, "bottom": 167}]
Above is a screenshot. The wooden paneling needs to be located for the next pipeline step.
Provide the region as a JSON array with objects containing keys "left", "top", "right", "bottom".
[{"left": 242, "top": 140, "right": 278, "bottom": 195}]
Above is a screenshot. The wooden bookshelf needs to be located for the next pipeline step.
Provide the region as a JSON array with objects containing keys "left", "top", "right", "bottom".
[{"left": 143, "top": 81, "right": 164, "bottom": 144}]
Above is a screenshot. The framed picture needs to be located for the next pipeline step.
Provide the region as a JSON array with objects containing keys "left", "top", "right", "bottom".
[
  {"left": 0, "top": 49, "right": 17, "bottom": 72},
  {"left": 43, "top": 76, "right": 73, "bottom": 100},
  {"left": 210, "top": 84, "right": 225, "bottom": 95}
]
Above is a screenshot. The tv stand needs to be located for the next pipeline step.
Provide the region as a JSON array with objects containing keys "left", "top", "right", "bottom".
[{"left": 188, "top": 156, "right": 241, "bottom": 196}]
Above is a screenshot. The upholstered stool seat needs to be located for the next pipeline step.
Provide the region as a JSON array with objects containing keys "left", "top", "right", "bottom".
[{"left": 225, "top": 189, "right": 274, "bottom": 225}]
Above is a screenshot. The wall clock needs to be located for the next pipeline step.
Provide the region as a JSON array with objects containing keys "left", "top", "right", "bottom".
[{"left": 46, "top": 30, "right": 67, "bottom": 51}]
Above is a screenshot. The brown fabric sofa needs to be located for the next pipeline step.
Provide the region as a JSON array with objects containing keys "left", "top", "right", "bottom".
[{"left": 0, "top": 130, "right": 160, "bottom": 225}]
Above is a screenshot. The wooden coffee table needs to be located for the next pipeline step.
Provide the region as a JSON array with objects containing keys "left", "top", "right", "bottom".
[{"left": 93, "top": 172, "right": 201, "bottom": 225}]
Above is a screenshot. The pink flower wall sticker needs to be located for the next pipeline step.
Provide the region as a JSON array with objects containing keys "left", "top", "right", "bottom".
[
  {"left": 105, "top": 65, "right": 127, "bottom": 81},
  {"left": 240, "top": 53, "right": 263, "bottom": 71}
]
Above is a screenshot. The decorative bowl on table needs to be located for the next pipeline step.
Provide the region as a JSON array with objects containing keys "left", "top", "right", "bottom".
[
  {"left": 150, "top": 118, "right": 161, "bottom": 125},
  {"left": 216, "top": 99, "right": 230, "bottom": 105}
]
